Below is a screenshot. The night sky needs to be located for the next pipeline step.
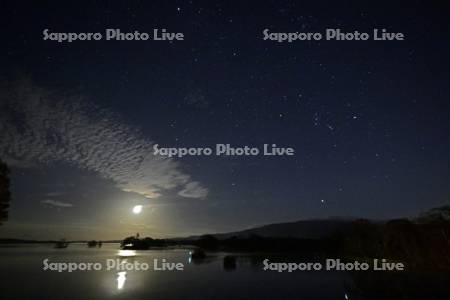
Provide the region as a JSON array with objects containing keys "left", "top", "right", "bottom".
[{"left": 1, "top": 1, "right": 449, "bottom": 240}]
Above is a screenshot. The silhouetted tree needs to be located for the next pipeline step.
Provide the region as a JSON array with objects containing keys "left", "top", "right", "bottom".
[
  {"left": 121, "top": 236, "right": 139, "bottom": 248},
  {"left": 383, "top": 219, "right": 423, "bottom": 265},
  {"left": 343, "top": 219, "right": 383, "bottom": 257},
  {"left": 121, "top": 236, "right": 166, "bottom": 249},
  {"left": 0, "top": 159, "right": 11, "bottom": 225},
  {"left": 87, "top": 240, "right": 98, "bottom": 247}
]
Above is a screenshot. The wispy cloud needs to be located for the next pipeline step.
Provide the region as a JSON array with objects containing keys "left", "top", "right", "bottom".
[
  {"left": 0, "top": 78, "right": 208, "bottom": 199},
  {"left": 41, "top": 199, "right": 74, "bottom": 208},
  {"left": 45, "top": 192, "right": 66, "bottom": 197},
  {"left": 178, "top": 181, "right": 208, "bottom": 198}
]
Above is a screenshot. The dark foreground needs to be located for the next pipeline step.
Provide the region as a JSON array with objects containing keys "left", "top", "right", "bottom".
[{"left": 0, "top": 243, "right": 449, "bottom": 300}]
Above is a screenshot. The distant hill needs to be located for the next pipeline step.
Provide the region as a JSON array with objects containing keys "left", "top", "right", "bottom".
[
  {"left": 0, "top": 238, "right": 56, "bottom": 244},
  {"left": 0, "top": 238, "right": 121, "bottom": 244},
  {"left": 182, "top": 206, "right": 450, "bottom": 241},
  {"left": 415, "top": 205, "right": 450, "bottom": 223},
  {"left": 184, "top": 218, "right": 357, "bottom": 240}
]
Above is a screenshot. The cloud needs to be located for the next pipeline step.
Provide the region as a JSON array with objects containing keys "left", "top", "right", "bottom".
[
  {"left": 178, "top": 181, "right": 208, "bottom": 198},
  {"left": 0, "top": 78, "right": 208, "bottom": 199},
  {"left": 45, "top": 192, "right": 65, "bottom": 197},
  {"left": 41, "top": 199, "right": 74, "bottom": 208}
]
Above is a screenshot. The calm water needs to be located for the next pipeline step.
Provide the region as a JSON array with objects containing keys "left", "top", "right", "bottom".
[{"left": 0, "top": 243, "right": 354, "bottom": 300}]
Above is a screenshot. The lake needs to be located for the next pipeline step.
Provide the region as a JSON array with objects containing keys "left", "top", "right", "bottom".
[{"left": 0, "top": 243, "right": 355, "bottom": 300}]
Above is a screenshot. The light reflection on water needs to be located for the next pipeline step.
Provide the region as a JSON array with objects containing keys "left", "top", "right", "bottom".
[
  {"left": 115, "top": 249, "right": 135, "bottom": 290},
  {"left": 117, "top": 249, "right": 136, "bottom": 257},
  {"left": 116, "top": 271, "right": 127, "bottom": 290},
  {"left": 0, "top": 244, "right": 353, "bottom": 299}
]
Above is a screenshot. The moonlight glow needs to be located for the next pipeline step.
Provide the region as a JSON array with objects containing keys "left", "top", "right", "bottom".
[{"left": 132, "top": 205, "right": 143, "bottom": 214}]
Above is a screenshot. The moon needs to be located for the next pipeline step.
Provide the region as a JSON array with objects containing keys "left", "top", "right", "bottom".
[{"left": 132, "top": 205, "right": 143, "bottom": 214}]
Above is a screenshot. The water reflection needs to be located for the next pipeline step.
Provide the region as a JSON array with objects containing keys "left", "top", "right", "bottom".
[
  {"left": 223, "top": 256, "right": 237, "bottom": 271},
  {"left": 118, "top": 250, "right": 136, "bottom": 257},
  {"left": 116, "top": 271, "right": 127, "bottom": 290}
]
